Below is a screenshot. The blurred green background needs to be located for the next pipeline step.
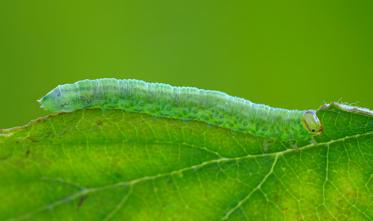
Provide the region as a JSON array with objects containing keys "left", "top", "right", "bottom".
[{"left": 1, "top": 0, "right": 372, "bottom": 128}]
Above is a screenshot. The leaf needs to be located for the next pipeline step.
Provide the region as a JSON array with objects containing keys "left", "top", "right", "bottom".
[{"left": 0, "top": 103, "right": 372, "bottom": 221}]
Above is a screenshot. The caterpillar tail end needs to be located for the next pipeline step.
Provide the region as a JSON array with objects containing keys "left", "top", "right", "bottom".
[{"left": 37, "top": 96, "right": 48, "bottom": 111}]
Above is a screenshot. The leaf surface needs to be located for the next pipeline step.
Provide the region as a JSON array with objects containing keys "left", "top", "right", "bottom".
[{"left": 0, "top": 103, "right": 372, "bottom": 221}]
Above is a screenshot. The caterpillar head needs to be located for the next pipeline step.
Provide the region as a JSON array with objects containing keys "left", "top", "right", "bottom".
[{"left": 302, "top": 110, "right": 323, "bottom": 135}]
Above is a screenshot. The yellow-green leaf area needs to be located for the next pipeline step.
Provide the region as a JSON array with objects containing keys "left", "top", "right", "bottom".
[{"left": 0, "top": 103, "right": 372, "bottom": 221}]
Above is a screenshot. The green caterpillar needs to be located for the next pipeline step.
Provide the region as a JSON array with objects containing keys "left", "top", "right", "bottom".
[{"left": 39, "top": 78, "right": 322, "bottom": 142}]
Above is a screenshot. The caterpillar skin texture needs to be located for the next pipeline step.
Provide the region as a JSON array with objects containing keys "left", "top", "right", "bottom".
[{"left": 39, "top": 78, "right": 321, "bottom": 142}]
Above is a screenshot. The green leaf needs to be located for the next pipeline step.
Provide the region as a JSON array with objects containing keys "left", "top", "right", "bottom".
[{"left": 0, "top": 103, "right": 372, "bottom": 221}]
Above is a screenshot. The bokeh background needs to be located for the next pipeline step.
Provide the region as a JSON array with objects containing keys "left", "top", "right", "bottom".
[{"left": 1, "top": 0, "right": 372, "bottom": 128}]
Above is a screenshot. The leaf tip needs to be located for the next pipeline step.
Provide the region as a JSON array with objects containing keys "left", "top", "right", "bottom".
[{"left": 319, "top": 102, "right": 373, "bottom": 116}]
